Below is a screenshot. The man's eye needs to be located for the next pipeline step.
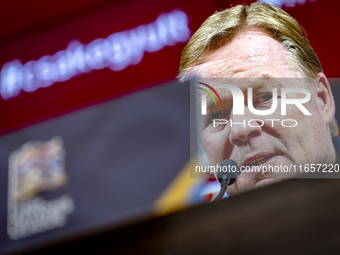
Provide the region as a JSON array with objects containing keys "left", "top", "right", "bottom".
[
  {"left": 253, "top": 93, "right": 273, "bottom": 104},
  {"left": 210, "top": 111, "right": 229, "bottom": 120},
  {"left": 211, "top": 112, "right": 222, "bottom": 119}
]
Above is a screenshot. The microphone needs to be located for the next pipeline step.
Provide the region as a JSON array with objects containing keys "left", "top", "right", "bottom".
[{"left": 213, "top": 159, "right": 239, "bottom": 201}]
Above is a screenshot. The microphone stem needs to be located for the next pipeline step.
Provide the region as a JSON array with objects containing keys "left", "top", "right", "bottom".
[{"left": 213, "top": 182, "right": 227, "bottom": 201}]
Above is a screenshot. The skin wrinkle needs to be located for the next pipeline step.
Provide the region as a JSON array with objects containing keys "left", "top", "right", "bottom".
[
  {"left": 193, "top": 56, "right": 275, "bottom": 78},
  {"left": 194, "top": 29, "right": 336, "bottom": 195}
]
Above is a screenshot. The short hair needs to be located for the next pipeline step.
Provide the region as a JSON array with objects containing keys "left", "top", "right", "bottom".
[
  {"left": 178, "top": 2, "right": 322, "bottom": 80},
  {"left": 178, "top": 2, "right": 338, "bottom": 137}
]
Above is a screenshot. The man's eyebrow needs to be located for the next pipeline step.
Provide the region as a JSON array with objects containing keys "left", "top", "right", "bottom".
[
  {"left": 204, "top": 90, "right": 234, "bottom": 109},
  {"left": 200, "top": 77, "right": 283, "bottom": 107},
  {"left": 245, "top": 78, "right": 283, "bottom": 90},
  {"left": 197, "top": 82, "right": 223, "bottom": 106}
]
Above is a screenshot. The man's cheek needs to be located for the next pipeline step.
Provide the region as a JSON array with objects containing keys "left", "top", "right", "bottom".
[
  {"left": 227, "top": 178, "right": 256, "bottom": 196},
  {"left": 200, "top": 135, "right": 217, "bottom": 163},
  {"left": 283, "top": 93, "right": 316, "bottom": 117},
  {"left": 202, "top": 135, "right": 225, "bottom": 165}
]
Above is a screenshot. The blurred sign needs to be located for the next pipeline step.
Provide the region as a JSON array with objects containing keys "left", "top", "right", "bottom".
[
  {"left": 1, "top": 10, "right": 190, "bottom": 100},
  {"left": 258, "top": 0, "right": 316, "bottom": 8},
  {"left": 0, "top": 80, "right": 191, "bottom": 254},
  {"left": 0, "top": 0, "right": 215, "bottom": 136},
  {"left": 7, "top": 137, "right": 74, "bottom": 240}
]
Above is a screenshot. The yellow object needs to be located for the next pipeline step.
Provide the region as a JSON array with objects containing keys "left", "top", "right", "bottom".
[{"left": 153, "top": 155, "right": 203, "bottom": 215}]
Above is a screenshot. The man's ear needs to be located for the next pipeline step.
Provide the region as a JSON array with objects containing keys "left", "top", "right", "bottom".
[{"left": 317, "top": 73, "right": 335, "bottom": 125}]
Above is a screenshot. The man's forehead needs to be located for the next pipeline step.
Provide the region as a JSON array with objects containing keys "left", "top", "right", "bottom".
[
  {"left": 191, "top": 56, "right": 273, "bottom": 79},
  {"left": 197, "top": 77, "right": 283, "bottom": 92},
  {"left": 203, "top": 29, "right": 286, "bottom": 63},
  {"left": 186, "top": 29, "right": 294, "bottom": 79}
]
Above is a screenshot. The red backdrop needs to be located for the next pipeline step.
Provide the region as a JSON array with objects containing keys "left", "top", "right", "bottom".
[{"left": 0, "top": 0, "right": 339, "bottom": 135}]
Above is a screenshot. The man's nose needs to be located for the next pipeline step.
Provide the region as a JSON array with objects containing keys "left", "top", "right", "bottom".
[{"left": 229, "top": 110, "right": 263, "bottom": 146}]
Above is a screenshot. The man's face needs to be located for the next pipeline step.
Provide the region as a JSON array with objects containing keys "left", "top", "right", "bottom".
[{"left": 195, "top": 29, "right": 336, "bottom": 195}]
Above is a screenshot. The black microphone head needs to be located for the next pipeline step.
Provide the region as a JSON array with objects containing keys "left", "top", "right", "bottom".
[{"left": 216, "top": 159, "right": 238, "bottom": 185}]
